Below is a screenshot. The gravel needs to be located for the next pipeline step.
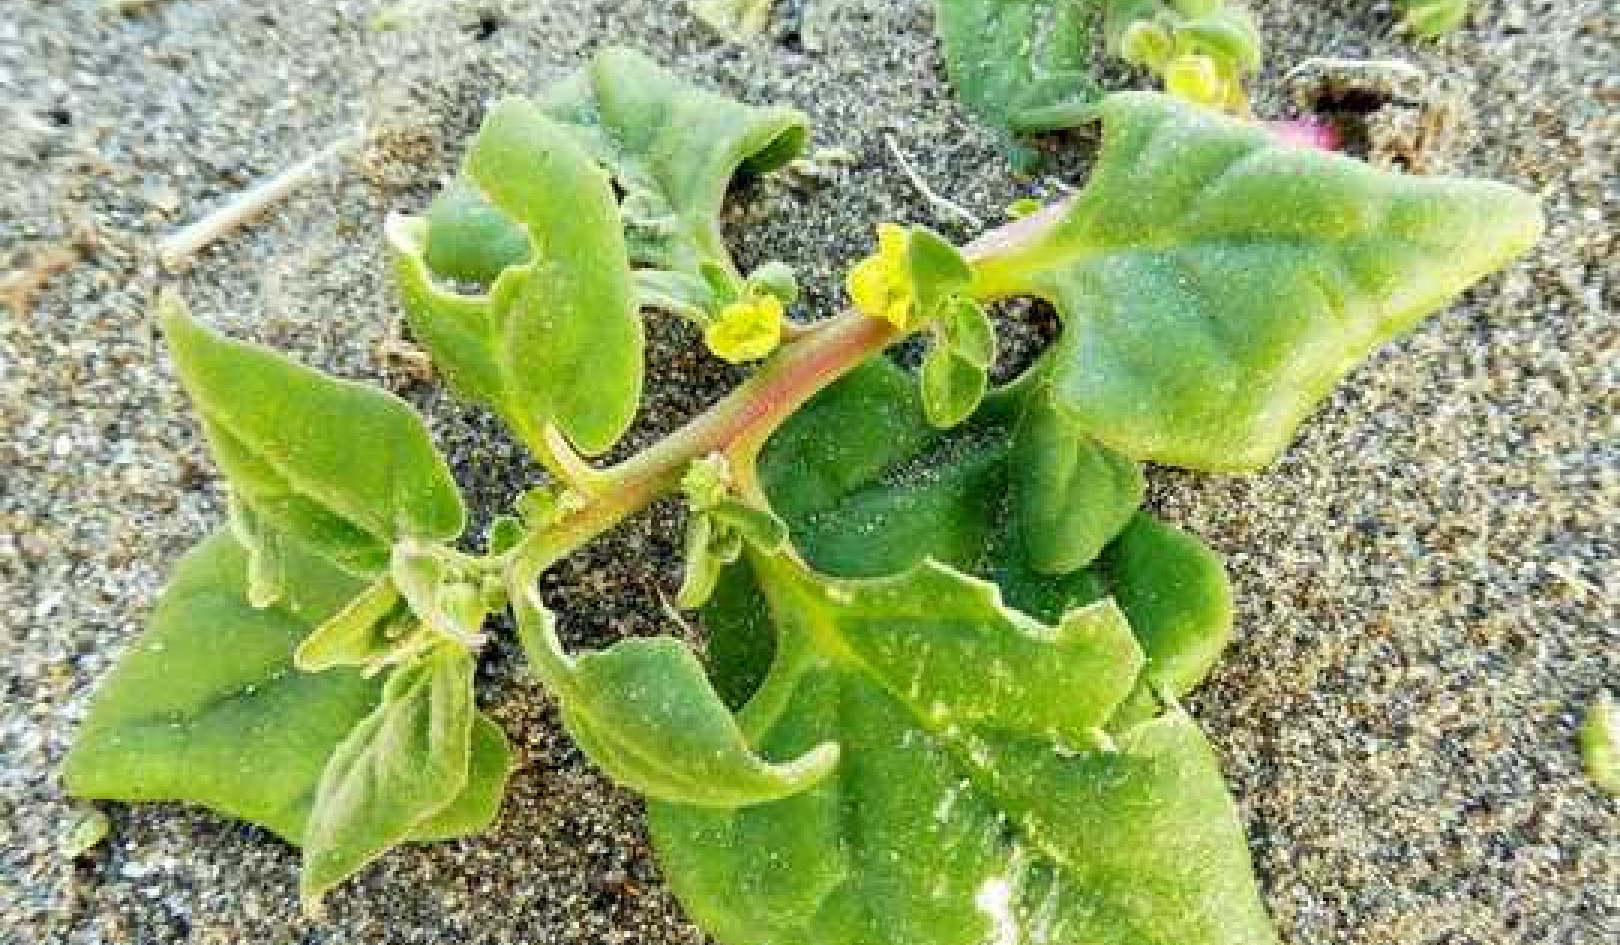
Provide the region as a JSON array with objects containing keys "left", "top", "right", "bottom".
[{"left": 3, "top": 1, "right": 1615, "bottom": 943}]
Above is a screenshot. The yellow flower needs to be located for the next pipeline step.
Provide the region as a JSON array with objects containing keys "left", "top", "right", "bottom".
[
  {"left": 704, "top": 293, "right": 784, "bottom": 364},
  {"left": 846, "top": 223, "right": 913, "bottom": 328}
]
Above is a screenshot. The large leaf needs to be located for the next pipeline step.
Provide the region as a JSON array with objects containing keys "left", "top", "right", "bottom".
[
  {"left": 161, "top": 298, "right": 465, "bottom": 577},
  {"left": 64, "top": 531, "right": 382, "bottom": 843},
  {"left": 510, "top": 583, "right": 838, "bottom": 807},
  {"left": 538, "top": 47, "right": 807, "bottom": 276},
  {"left": 971, "top": 92, "right": 1542, "bottom": 470},
  {"left": 387, "top": 95, "right": 644, "bottom": 457},
  {"left": 300, "top": 645, "right": 476, "bottom": 902},
  {"left": 724, "top": 357, "right": 1227, "bottom": 695},
  {"left": 651, "top": 551, "right": 1276, "bottom": 945},
  {"left": 933, "top": 0, "right": 1101, "bottom": 138}
]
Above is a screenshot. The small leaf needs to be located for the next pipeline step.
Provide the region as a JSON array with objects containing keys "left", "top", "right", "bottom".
[
  {"left": 422, "top": 179, "right": 531, "bottom": 286},
  {"left": 539, "top": 47, "right": 807, "bottom": 277},
  {"left": 934, "top": 0, "right": 1101, "bottom": 140},
  {"left": 408, "top": 713, "right": 514, "bottom": 840},
  {"left": 390, "top": 542, "right": 490, "bottom": 647},
  {"left": 511, "top": 585, "right": 837, "bottom": 806},
  {"left": 65, "top": 531, "right": 382, "bottom": 843},
  {"left": 161, "top": 296, "right": 465, "bottom": 576},
  {"left": 920, "top": 344, "right": 987, "bottom": 429},
  {"left": 973, "top": 92, "right": 1543, "bottom": 470},
  {"left": 301, "top": 645, "right": 476, "bottom": 903},
  {"left": 61, "top": 808, "right": 111, "bottom": 859},
  {"left": 1105, "top": 512, "right": 1232, "bottom": 697},
  {"left": 464, "top": 97, "right": 645, "bottom": 455},
  {"left": 1011, "top": 384, "right": 1144, "bottom": 573},
  {"left": 1582, "top": 692, "right": 1619, "bottom": 796},
  {"left": 687, "top": 0, "right": 775, "bottom": 40},
  {"left": 1400, "top": 0, "right": 1470, "bottom": 36},
  {"left": 294, "top": 578, "right": 424, "bottom": 675},
  {"left": 941, "top": 298, "right": 996, "bottom": 368},
  {"left": 906, "top": 226, "right": 972, "bottom": 319}
]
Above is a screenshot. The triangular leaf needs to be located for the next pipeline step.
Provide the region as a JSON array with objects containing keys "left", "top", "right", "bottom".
[
  {"left": 300, "top": 645, "right": 476, "bottom": 902},
  {"left": 973, "top": 92, "right": 1542, "bottom": 470},
  {"left": 64, "top": 531, "right": 382, "bottom": 843},
  {"left": 161, "top": 297, "right": 465, "bottom": 576}
]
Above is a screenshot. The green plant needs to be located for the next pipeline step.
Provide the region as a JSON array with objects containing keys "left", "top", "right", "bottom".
[
  {"left": 1400, "top": 0, "right": 1471, "bottom": 36},
  {"left": 66, "top": 47, "right": 1539, "bottom": 942}
]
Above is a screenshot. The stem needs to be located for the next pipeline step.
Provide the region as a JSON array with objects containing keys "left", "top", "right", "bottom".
[{"left": 505, "top": 312, "right": 898, "bottom": 587}]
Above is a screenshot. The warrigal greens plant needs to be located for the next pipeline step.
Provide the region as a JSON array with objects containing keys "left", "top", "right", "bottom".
[{"left": 66, "top": 46, "right": 1540, "bottom": 944}]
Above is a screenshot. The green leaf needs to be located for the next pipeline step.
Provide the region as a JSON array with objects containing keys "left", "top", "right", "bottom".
[
  {"left": 686, "top": 0, "right": 775, "bottom": 40},
  {"left": 920, "top": 343, "right": 988, "bottom": 429},
  {"left": 64, "top": 531, "right": 383, "bottom": 843},
  {"left": 511, "top": 584, "right": 838, "bottom": 807},
  {"left": 933, "top": 0, "right": 1101, "bottom": 139},
  {"left": 300, "top": 645, "right": 476, "bottom": 903},
  {"left": 1011, "top": 383, "right": 1144, "bottom": 573},
  {"left": 409, "top": 713, "right": 514, "bottom": 840},
  {"left": 653, "top": 552, "right": 1276, "bottom": 945},
  {"left": 422, "top": 179, "right": 531, "bottom": 286},
  {"left": 720, "top": 356, "right": 1226, "bottom": 705},
  {"left": 391, "top": 96, "right": 645, "bottom": 457},
  {"left": 293, "top": 577, "right": 432, "bottom": 676},
  {"left": 1105, "top": 511, "right": 1232, "bottom": 698},
  {"left": 906, "top": 226, "right": 973, "bottom": 319},
  {"left": 1582, "top": 692, "right": 1619, "bottom": 796},
  {"left": 1400, "top": 0, "right": 1469, "bottom": 36},
  {"left": 161, "top": 296, "right": 465, "bottom": 577},
  {"left": 973, "top": 92, "right": 1543, "bottom": 470},
  {"left": 538, "top": 47, "right": 807, "bottom": 277}
]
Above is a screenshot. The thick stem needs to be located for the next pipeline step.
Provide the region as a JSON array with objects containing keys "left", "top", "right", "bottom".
[{"left": 505, "top": 312, "right": 897, "bottom": 587}]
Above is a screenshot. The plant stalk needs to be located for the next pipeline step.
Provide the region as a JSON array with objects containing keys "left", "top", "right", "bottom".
[{"left": 505, "top": 312, "right": 898, "bottom": 587}]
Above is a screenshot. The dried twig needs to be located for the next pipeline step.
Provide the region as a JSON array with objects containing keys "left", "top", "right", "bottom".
[
  {"left": 157, "top": 133, "right": 358, "bottom": 270},
  {"left": 882, "top": 133, "right": 983, "bottom": 230}
]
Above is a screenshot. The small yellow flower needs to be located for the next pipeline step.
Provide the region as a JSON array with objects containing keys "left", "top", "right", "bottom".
[
  {"left": 846, "top": 223, "right": 914, "bottom": 328},
  {"left": 704, "top": 293, "right": 784, "bottom": 364}
]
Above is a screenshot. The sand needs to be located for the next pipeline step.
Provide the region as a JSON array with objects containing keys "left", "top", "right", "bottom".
[{"left": 2, "top": 1, "right": 1615, "bottom": 942}]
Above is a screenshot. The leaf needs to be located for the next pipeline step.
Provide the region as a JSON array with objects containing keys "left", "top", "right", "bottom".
[
  {"left": 1400, "top": 0, "right": 1470, "bottom": 36},
  {"left": 538, "top": 47, "right": 807, "bottom": 277},
  {"left": 409, "top": 713, "right": 514, "bottom": 840},
  {"left": 1582, "top": 692, "right": 1619, "bottom": 796},
  {"left": 293, "top": 577, "right": 427, "bottom": 676},
  {"left": 972, "top": 92, "right": 1543, "bottom": 471},
  {"left": 161, "top": 297, "right": 465, "bottom": 576},
  {"left": 920, "top": 344, "right": 988, "bottom": 429},
  {"left": 1011, "top": 383, "right": 1144, "bottom": 573},
  {"left": 510, "top": 584, "right": 838, "bottom": 807},
  {"left": 686, "top": 0, "right": 775, "bottom": 40},
  {"left": 1104, "top": 512, "right": 1232, "bottom": 698},
  {"left": 719, "top": 356, "right": 1225, "bottom": 705},
  {"left": 387, "top": 95, "right": 644, "bottom": 457},
  {"left": 422, "top": 179, "right": 532, "bottom": 286},
  {"left": 652, "top": 552, "right": 1277, "bottom": 945},
  {"left": 300, "top": 645, "right": 476, "bottom": 902},
  {"left": 933, "top": 0, "right": 1101, "bottom": 139},
  {"left": 64, "top": 531, "right": 383, "bottom": 843}
]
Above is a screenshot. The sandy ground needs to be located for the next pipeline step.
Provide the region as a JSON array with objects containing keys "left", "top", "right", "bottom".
[{"left": 2, "top": 0, "right": 1615, "bottom": 943}]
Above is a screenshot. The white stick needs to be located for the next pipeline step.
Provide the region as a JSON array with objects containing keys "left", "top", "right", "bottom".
[
  {"left": 883, "top": 134, "right": 983, "bottom": 230},
  {"left": 158, "top": 133, "right": 357, "bottom": 270}
]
